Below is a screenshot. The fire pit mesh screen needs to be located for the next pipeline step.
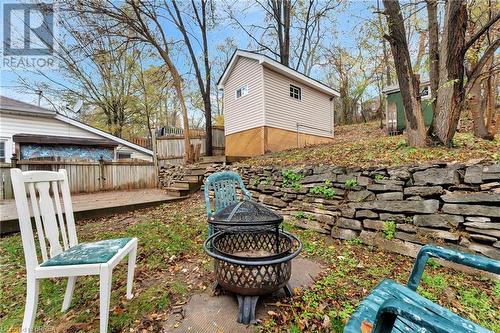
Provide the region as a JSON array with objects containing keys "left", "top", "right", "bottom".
[
  {"left": 214, "top": 260, "right": 291, "bottom": 295},
  {"left": 213, "top": 231, "right": 292, "bottom": 259},
  {"left": 210, "top": 230, "right": 296, "bottom": 295}
]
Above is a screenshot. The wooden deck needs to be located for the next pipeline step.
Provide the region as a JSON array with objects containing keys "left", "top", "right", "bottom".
[{"left": 0, "top": 189, "right": 185, "bottom": 234}]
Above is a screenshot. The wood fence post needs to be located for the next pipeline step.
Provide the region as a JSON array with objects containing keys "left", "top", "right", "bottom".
[
  {"left": 98, "top": 156, "right": 105, "bottom": 190},
  {"left": 152, "top": 128, "right": 159, "bottom": 188},
  {"left": 11, "top": 153, "right": 18, "bottom": 169}
]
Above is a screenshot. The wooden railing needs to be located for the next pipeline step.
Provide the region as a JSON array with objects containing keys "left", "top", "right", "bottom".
[
  {"left": 1, "top": 159, "right": 156, "bottom": 200},
  {"left": 156, "top": 127, "right": 225, "bottom": 166}
]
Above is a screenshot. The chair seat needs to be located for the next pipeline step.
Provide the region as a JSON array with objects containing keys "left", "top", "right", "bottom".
[
  {"left": 40, "top": 238, "right": 133, "bottom": 267},
  {"left": 344, "top": 279, "right": 490, "bottom": 333}
]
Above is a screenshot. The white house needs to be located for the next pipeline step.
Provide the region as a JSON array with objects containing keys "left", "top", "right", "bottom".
[
  {"left": 217, "top": 49, "right": 340, "bottom": 158},
  {"left": 0, "top": 96, "right": 152, "bottom": 163}
]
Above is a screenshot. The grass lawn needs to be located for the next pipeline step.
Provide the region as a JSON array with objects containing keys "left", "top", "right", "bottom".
[
  {"left": 245, "top": 121, "right": 499, "bottom": 168},
  {"left": 1, "top": 194, "right": 498, "bottom": 332}
]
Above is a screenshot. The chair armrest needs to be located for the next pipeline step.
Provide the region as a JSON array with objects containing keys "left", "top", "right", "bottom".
[
  {"left": 372, "top": 299, "right": 458, "bottom": 333},
  {"left": 242, "top": 188, "right": 252, "bottom": 200},
  {"left": 407, "top": 244, "right": 500, "bottom": 291}
]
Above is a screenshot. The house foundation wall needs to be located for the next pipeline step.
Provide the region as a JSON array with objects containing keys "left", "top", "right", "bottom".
[{"left": 226, "top": 126, "right": 333, "bottom": 158}]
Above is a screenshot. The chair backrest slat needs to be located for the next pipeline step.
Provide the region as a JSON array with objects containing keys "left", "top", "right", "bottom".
[
  {"left": 59, "top": 169, "right": 78, "bottom": 246},
  {"left": 28, "top": 182, "right": 48, "bottom": 262},
  {"left": 52, "top": 181, "right": 69, "bottom": 250},
  {"left": 10, "top": 168, "right": 78, "bottom": 270},
  {"left": 204, "top": 171, "right": 250, "bottom": 217},
  {"left": 36, "top": 181, "right": 63, "bottom": 258}
]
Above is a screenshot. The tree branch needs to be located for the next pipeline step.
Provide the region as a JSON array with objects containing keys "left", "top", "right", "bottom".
[{"left": 464, "top": 12, "right": 500, "bottom": 51}]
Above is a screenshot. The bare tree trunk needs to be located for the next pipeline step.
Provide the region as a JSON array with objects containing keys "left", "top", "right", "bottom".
[
  {"left": 467, "top": 78, "right": 493, "bottom": 139},
  {"left": 169, "top": 0, "right": 212, "bottom": 156},
  {"left": 270, "top": 0, "right": 291, "bottom": 66},
  {"left": 430, "top": 0, "right": 467, "bottom": 146},
  {"left": 282, "top": 0, "right": 291, "bottom": 66},
  {"left": 156, "top": 48, "right": 192, "bottom": 162},
  {"left": 426, "top": 0, "right": 439, "bottom": 113},
  {"left": 377, "top": 0, "right": 391, "bottom": 86},
  {"left": 383, "top": 0, "right": 427, "bottom": 147}
]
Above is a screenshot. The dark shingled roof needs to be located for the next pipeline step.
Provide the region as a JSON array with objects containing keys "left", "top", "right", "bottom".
[{"left": 0, "top": 95, "right": 56, "bottom": 115}]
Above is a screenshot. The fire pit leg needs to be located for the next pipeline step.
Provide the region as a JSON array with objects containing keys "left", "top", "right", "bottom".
[
  {"left": 236, "top": 295, "right": 259, "bottom": 324},
  {"left": 212, "top": 281, "right": 222, "bottom": 295},
  {"left": 283, "top": 283, "right": 293, "bottom": 297}
]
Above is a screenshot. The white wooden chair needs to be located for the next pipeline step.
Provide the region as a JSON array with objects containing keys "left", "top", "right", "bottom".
[{"left": 10, "top": 168, "right": 138, "bottom": 333}]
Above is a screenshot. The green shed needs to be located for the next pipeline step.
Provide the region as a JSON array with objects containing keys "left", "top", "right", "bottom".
[{"left": 383, "top": 82, "right": 433, "bottom": 134}]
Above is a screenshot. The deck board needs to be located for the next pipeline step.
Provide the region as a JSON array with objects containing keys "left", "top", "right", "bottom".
[{"left": 0, "top": 189, "right": 185, "bottom": 234}]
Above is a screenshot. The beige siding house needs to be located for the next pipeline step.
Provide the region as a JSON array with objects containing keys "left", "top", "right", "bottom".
[{"left": 218, "top": 50, "right": 339, "bottom": 158}]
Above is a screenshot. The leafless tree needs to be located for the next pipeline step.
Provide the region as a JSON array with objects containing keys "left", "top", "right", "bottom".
[
  {"left": 72, "top": 1, "right": 197, "bottom": 162},
  {"left": 383, "top": 0, "right": 427, "bottom": 147},
  {"left": 166, "top": 0, "right": 215, "bottom": 156}
]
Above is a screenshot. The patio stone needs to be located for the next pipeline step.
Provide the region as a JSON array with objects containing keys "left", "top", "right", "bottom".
[{"left": 162, "top": 257, "right": 322, "bottom": 333}]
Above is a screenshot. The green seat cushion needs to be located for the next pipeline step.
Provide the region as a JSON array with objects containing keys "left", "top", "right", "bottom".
[
  {"left": 40, "top": 238, "right": 133, "bottom": 267},
  {"left": 344, "top": 279, "right": 490, "bottom": 333}
]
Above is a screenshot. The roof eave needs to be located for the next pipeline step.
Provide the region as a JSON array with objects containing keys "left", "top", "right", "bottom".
[
  {"left": 0, "top": 106, "right": 57, "bottom": 117},
  {"left": 54, "top": 114, "right": 153, "bottom": 156},
  {"left": 259, "top": 59, "right": 340, "bottom": 97},
  {"left": 217, "top": 50, "right": 340, "bottom": 97}
]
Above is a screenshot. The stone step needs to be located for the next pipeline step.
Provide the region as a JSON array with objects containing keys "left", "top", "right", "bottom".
[
  {"left": 183, "top": 174, "right": 204, "bottom": 182},
  {"left": 187, "top": 168, "right": 207, "bottom": 176},
  {"left": 172, "top": 180, "right": 201, "bottom": 191},
  {"left": 201, "top": 155, "right": 227, "bottom": 163},
  {"left": 165, "top": 187, "right": 191, "bottom": 197},
  {"left": 196, "top": 162, "right": 221, "bottom": 169}
]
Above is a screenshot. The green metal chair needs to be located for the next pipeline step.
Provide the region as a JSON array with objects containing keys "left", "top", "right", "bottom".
[
  {"left": 344, "top": 245, "right": 499, "bottom": 333},
  {"left": 204, "top": 171, "right": 252, "bottom": 236}
]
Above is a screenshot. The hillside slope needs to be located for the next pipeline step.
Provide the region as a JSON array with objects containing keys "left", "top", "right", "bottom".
[{"left": 244, "top": 122, "right": 499, "bottom": 168}]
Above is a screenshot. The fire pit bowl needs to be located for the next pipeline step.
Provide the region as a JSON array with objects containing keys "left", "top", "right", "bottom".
[{"left": 204, "top": 228, "right": 302, "bottom": 324}]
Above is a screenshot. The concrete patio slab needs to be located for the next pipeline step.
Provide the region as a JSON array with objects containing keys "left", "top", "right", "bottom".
[
  {"left": 0, "top": 188, "right": 185, "bottom": 234},
  {"left": 163, "top": 257, "right": 323, "bottom": 333}
]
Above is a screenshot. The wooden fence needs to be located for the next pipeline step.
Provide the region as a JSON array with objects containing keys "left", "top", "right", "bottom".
[
  {"left": 157, "top": 127, "right": 225, "bottom": 166},
  {"left": 0, "top": 160, "right": 156, "bottom": 200}
]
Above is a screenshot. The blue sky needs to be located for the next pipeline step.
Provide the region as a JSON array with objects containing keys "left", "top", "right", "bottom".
[{"left": 0, "top": 0, "right": 377, "bottom": 109}]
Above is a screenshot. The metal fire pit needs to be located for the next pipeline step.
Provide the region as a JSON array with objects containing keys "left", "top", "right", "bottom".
[
  {"left": 208, "top": 200, "right": 283, "bottom": 233},
  {"left": 204, "top": 228, "right": 302, "bottom": 324}
]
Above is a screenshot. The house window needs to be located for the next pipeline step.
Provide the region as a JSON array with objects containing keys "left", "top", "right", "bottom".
[
  {"left": 290, "top": 84, "right": 301, "bottom": 100},
  {"left": 421, "top": 86, "right": 430, "bottom": 99},
  {"left": 0, "top": 141, "right": 5, "bottom": 162},
  {"left": 118, "top": 152, "right": 132, "bottom": 159},
  {"left": 235, "top": 85, "right": 248, "bottom": 99}
]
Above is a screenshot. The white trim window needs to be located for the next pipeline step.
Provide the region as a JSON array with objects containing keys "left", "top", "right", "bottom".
[
  {"left": 290, "top": 84, "right": 302, "bottom": 100},
  {"left": 0, "top": 141, "right": 5, "bottom": 162},
  {"left": 235, "top": 85, "right": 248, "bottom": 99},
  {"left": 421, "top": 86, "right": 430, "bottom": 99}
]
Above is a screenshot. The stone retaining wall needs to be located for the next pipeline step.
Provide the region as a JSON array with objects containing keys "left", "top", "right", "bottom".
[{"left": 202, "top": 161, "right": 500, "bottom": 260}]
